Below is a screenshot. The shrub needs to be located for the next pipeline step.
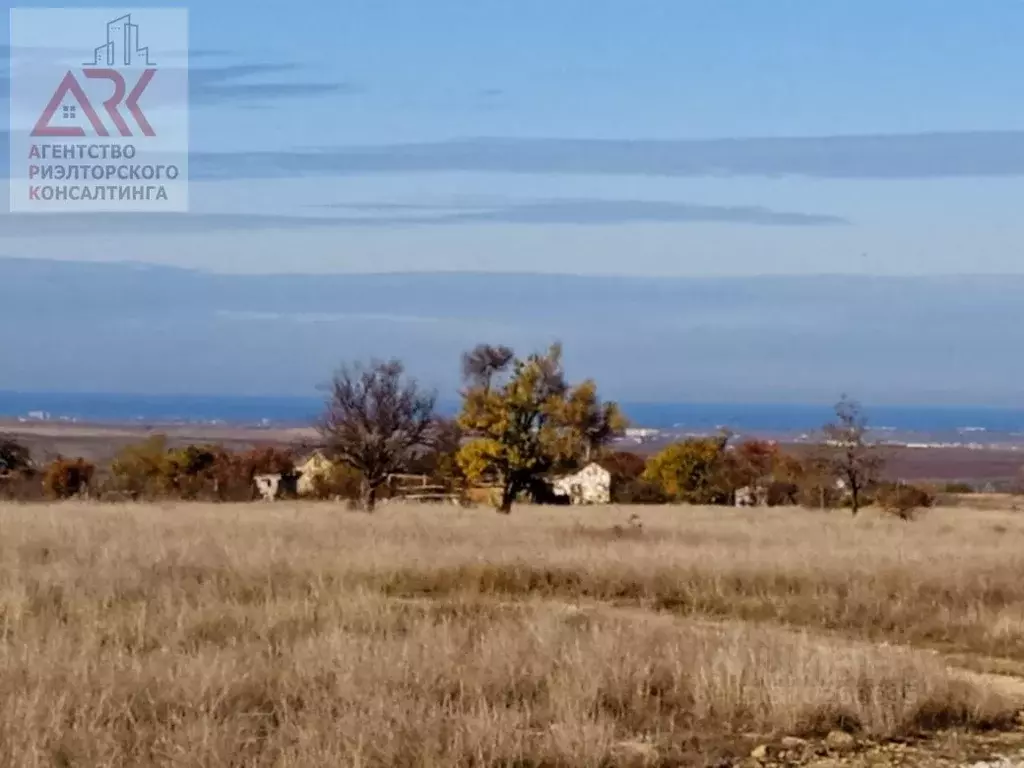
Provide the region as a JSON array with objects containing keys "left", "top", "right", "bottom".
[
  {"left": 0, "top": 470, "right": 44, "bottom": 501},
  {"left": 0, "top": 437, "right": 39, "bottom": 501},
  {"left": 613, "top": 477, "right": 670, "bottom": 504},
  {"left": 643, "top": 437, "right": 732, "bottom": 504},
  {"left": 240, "top": 446, "right": 295, "bottom": 476},
  {"left": 42, "top": 457, "right": 95, "bottom": 500},
  {"left": 794, "top": 456, "right": 845, "bottom": 510},
  {"left": 310, "top": 463, "right": 363, "bottom": 501},
  {"left": 159, "top": 444, "right": 224, "bottom": 500},
  {"left": 602, "top": 451, "right": 659, "bottom": 504},
  {"left": 600, "top": 451, "right": 647, "bottom": 482},
  {"left": 728, "top": 440, "right": 782, "bottom": 488},
  {"left": 0, "top": 436, "right": 32, "bottom": 474},
  {"left": 107, "top": 439, "right": 295, "bottom": 502},
  {"left": 874, "top": 482, "right": 935, "bottom": 521},
  {"left": 109, "top": 435, "right": 175, "bottom": 499},
  {"left": 765, "top": 481, "right": 800, "bottom": 507},
  {"left": 942, "top": 482, "right": 975, "bottom": 494},
  {"left": 211, "top": 446, "right": 296, "bottom": 502}
]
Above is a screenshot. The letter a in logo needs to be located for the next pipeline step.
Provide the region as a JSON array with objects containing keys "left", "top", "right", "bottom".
[
  {"left": 31, "top": 69, "right": 157, "bottom": 137},
  {"left": 30, "top": 72, "right": 107, "bottom": 137}
]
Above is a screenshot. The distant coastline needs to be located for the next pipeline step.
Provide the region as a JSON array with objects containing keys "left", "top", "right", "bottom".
[{"left": 4, "top": 391, "right": 1024, "bottom": 448}]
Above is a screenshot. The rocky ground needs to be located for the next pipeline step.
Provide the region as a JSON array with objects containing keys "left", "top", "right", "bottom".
[
  {"left": 613, "top": 670, "right": 1024, "bottom": 767},
  {"left": 734, "top": 727, "right": 1024, "bottom": 767}
]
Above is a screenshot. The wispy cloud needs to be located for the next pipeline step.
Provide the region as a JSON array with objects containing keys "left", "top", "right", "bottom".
[
  {"left": 2, "top": 52, "right": 355, "bottom": 107},
  {"left": 0, "top": 212, "right": 367, "bottom": 237},
  {"left": 188, "top": 62, "right": 358, "bottom": 105},
  {"left": 0, "top": 197, "right": 845, "bottom": 237},
  {"left": 187, "top": 131, "right": 1024, "bottom": 180},
  {"left": 216, "top": 310, "right": 446, "bottom": 325},
  {"left": 317, "top": 198, "right": 847, "bottom": 227}
]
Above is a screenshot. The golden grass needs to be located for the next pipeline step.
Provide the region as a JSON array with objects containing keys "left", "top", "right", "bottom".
[{"left": 0, "top": 501, "right": 1020, "bottom": 766}]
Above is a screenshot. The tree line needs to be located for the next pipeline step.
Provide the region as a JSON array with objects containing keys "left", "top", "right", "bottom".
[{"left": 0, "top": 344, "right": 938, "bottom": 516}]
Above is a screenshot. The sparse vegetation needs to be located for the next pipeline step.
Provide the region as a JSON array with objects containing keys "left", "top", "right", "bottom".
[
  {"left": 943, "top": 481, "right": 976, "bottom": 494},
  {"left": 0, "top": 501, "right": 1019, "bottom": 767},
  {"left": 875, "top": 481, "right": 936, "bottom": 520},
  {"left": 3, "top": 345, "right": 1019, "bottom": 763}
]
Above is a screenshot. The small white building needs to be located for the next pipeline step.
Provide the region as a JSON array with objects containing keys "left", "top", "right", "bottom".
[
  {"left": 552, "top": 462, "right": 612, "bottom": 505},
  {"left": 253, "top": 472, "right": 298, "bottom": 501},
  {"left": 735, "top": 486, "right": 757, "bottom": 507},
  {"left": 254, "top": 474, "right": 283, "bottom": 501}
]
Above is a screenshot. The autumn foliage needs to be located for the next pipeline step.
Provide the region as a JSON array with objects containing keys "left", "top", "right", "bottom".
[
  {"left": 457, "top": 343, "right": 626, "bottom": 513},
  {"left": 42, "top": 457, "right": 95, "bottom": 500},
  {"left": 105, "top": 436, "right": 294, "bottom": 501},
  {"left": 0, "top": 348, "right": 900, "bottom": 516}
]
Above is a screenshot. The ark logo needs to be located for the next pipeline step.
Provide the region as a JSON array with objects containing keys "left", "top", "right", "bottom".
[
  {"left": 32, "top": 14, "right": 157, "bottom": 138},
  {"left": 9, "top": 7, "right": 189, "bottom": 213}
]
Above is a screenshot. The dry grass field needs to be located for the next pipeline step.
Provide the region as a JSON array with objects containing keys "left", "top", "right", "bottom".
[{"left": 1, "top": 501, "right": 1024, "bottom": 767}]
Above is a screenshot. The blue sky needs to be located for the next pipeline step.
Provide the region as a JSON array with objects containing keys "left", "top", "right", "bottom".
[
  {"left": 5, "top": 2, "right": 1024, "bottom": 403},
  {"left": 4, "top": 1, "right": 1024, "bottom": 276}
]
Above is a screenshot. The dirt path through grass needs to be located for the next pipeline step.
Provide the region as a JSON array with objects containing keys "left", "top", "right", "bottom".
[
  {"left": 389, "top": 593, "right": 1024, "bottom": 705},
  {"left": 387, "top": 593, "right": 1024, "bottom": 765},
  {"left": 952, "top": 668, "right": 1024, "bottom": 705}
]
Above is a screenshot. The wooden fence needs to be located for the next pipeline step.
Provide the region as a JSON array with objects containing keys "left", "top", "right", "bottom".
[{"left": 386, "top": 473, "right": 465, "bottom": 505}]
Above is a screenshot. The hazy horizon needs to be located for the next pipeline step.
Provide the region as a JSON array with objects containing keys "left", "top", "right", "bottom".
[{"left": 3, "top": 258, "right": 1023, "bottom": 406}]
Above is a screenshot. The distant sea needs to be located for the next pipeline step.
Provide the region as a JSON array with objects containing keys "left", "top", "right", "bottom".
[{"left": 3, "top": 392, "right": 1024, "bottom": 445}]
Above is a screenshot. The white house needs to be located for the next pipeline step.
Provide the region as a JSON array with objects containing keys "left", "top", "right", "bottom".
[
  {"left": 552, "top": 462, "right": 612, "bottom": 505},
  {"left": 254, "top": 473, "right": 283, "bottom": 501},
  {"left": 253, "top": 472, "right": 299, "bottom": 501}
]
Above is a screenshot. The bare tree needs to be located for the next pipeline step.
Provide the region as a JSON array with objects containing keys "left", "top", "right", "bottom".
[
  {"left": 318, "top": 359, "right": 437, "bottom": 511},
  {"left": 822, "top": 394, "right": 883, "bottom": 515},
  {"left": 460, "top": 344, "right": 515, "bottom": 392}
]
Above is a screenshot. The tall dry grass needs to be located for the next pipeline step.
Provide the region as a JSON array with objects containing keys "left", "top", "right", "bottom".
[
  {"left": 0, "top": 501, "right": 1019, "bottom": 766},
  {"left": 336, "top": 502, "right": 1024, "bottom": 659}
]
